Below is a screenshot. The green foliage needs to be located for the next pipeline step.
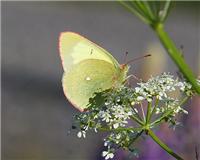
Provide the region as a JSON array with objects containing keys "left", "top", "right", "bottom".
[
  {"left": 119, "top": 1, "right": 172, "bottom": 26},
  {"left": 119, "top": 1, "right": 200, "bottom": 94}
]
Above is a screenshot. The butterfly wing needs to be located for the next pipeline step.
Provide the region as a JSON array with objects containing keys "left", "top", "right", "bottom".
[
  {"left": 62, "top": 59, "right": 119, "bottom": 111},
  {"left": 59, "top": 32, "right": 123, "bottom": 111},
  {"left": 59, "top": 32, "right": 120, "bottom": 73}
]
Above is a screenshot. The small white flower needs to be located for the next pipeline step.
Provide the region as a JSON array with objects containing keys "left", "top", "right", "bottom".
[
  {"left": 82, "top": 131, "right": 86, "bottom": 138},
  {"left": 105, "top": 102, "right": 109, "bottom": 105},
  {"left": 134, "top": 108, "right": 138, "bottom": 113},
  {"left": 137, "top": 96, "right": 144, "bottom": 101},
  {"left": 104, "top": 141, "right": 108, "bottom": 146},
  {"left": 116, "top": 134, "right": 121, "bottom": 139},
  {"left": 159, "top": 92, "right": 164, "bottom": 97},
  {"left": 158, "top": 96, "right": 163, "bottom": 100},
  {"left": 182, "top": 109, "right": 188, "bottom": 114},
  {"left": 77, "top": 131, "right": 86, "bottom": 138},
  {"left": 135, "top": 87, "right": 140, "bottom": 93},
  {"left": 77, "top": 131, "right": 82, "bottom": 138},
  {"left": 83, "top": 126, "right": 88, "bottom": 131},
  {"left": 127, "top": 111, "right": 132, "bottom": 115},
  {"left": 113, "top": 123, "right": 119, "bottom": 129},
  {"left": 106, "top": 153, "right": 114, "bottom": 159},
  {"left": 101, "top": 111, "right": 111, "bottom": 123},
  {"left": 131, "top": 101, "right": 135, "bottom": 105},
  {"left": 102, "top": 151, "right": 108, "bottom": 157},
  {"left": 102, "top": 151, "right": 114, "bottom": 160},
  {"left": 166, "top": 85, "right": 171, "bottom": 90},
  {"left": 147, "top": 97, "right": 153, "bottom": 102},
  {"left": 116, "top": 97, "right": 121, "bottom": 102},
  {"left": 155, "top": 108, "right": 160, "bottom": 114}
]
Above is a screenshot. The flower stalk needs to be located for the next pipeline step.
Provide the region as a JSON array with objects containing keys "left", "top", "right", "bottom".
[
  {"left": 153, "top": 23, "right": 200, "bottom": 94},
  {"left": 146, "top": 102, "right": 152, "bottom": 124},
  {"left": 73, "top": 73, "right": 196, "bottom": 160},
  {"left": 148, "top": 129, "right": 184, "bottom": 160},
  {"left": 119, "top": 1, "right": 200, "bottom": 94},
  {"left": 144, "top": 100, "right": 184, "bottom": 160}
]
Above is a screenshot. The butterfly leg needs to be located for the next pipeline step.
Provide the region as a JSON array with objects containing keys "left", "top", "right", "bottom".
[{"left": 124, "top": 74, "right": 143, "bottom": 86}]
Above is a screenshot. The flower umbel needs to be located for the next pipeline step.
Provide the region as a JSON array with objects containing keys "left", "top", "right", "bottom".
[{"left": 72, "top": 73, "right": 198, "bottom": 159}]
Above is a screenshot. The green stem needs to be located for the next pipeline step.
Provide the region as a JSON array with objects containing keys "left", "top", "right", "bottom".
[
  {"left": 119, "top": 1, "right": 152, "bottom": 25},
  {"left": 153, "top": 23, "right": 200, "bottom": 94},
  {"left": 149, "top": 97, "right": 159, "bottom": 120},
  {"left": 159, "top": 1, "right": 172, "bottom": 22},
  {"left": 130, "top": 115, "right": 144, "bottom": 125},
  {"left": 134, "top": 1, "right": 154, "bottom": 21},
  {"left": 150, "top": 96, "right": 190, "bottom": 127},
  {"left": 142, "top": 1, "right": 156, "bottom": 21},
  {"left": 150, "top": 110, "right": 173, "bottom": 127},
  {"left": 146, "top": 102, "right": 152, "bottom": 124},
  {"left": 140, "top": 103, "right": 146, "bottom": 122},
  {"left": 99, "top": 126, "right": 143, "bottom": 132},
  {"left": 148, "top": 129, "right": 184, "bottom": 160},
  {"left": 132, "top": 107, "right": 143, "bottom": 122}
]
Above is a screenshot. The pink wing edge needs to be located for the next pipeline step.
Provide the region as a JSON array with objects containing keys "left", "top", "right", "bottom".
[{"left": 58, "top": 31, "right": 91, "bottom": 112}]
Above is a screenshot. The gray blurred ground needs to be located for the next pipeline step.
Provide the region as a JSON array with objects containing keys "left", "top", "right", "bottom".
[{"left": 1, "top": 2, "right": 200, "bottom": 160}]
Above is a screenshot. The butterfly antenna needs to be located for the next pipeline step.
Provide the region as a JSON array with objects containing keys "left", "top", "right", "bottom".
[
  {"left": 125, "top": 54, "right": 151, "bottom": 65},
  {"left": 123, "top": 51, "right": 129, "bottom": 64}
]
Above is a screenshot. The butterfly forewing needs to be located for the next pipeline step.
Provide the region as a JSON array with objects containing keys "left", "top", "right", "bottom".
[{"left": 59, "top": 32, "right": 120, "bottom": 73}]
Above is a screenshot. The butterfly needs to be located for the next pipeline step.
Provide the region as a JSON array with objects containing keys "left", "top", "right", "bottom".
[{"left": 59, "top": 32, "right": 129, "bottom": 111}]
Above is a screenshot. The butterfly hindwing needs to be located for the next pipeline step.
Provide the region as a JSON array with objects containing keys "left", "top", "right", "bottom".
[{"left": 62, "top": 59, "right": 119, "bottom": 111}]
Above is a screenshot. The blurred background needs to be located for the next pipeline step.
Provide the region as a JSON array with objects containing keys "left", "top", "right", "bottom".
[{"left": 1, "top": 1, "right": 200, "bottom": 160}]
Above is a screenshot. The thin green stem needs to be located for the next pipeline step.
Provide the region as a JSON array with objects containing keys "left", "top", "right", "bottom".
[
  {"left": 159, "top": 0, "right": 172, "bottom": 22},
  {"left": 129, "top": 2, "right": 151, "bottom": 22},
  {"left": 178, "top": 96, "right": 190, "bottom": 106},
  {"left": 148, "top": 129, "right": 184, "bottom": 160},
  {"left": 150, "top": 96, "right": 190, "bottom": 127},
  {"left": 134, "top": 1, "right": 154, "bottom": 21},
  {"left": 142, "top": 1, "right": 156, "bottom": 21},
  {"left": 153, "top": 23, "right": 200, "bottom": 94},
  {"left": 130, "top": 115, "right": 144, "bottom": 126},
  {"left": 146, "top": 102, "right": 152, "bottom": 124},
  {"left": 119, "top": 1, "right": 152, "bottom": 25},
  {"left": 140, "top": 103, "right": 146, "bottom": 122},
  {"left": 99, "top": 126, "right": 143, "bottom": 132},
  {"left": 132, "top": 107, "right": 143, "bottom": 122},
  {"left": 149, "top": 97, "right": 159, "bottom": 120},
  {"left": 119, "top": 1, "right": 200, "bottom": 94},
  {"left": 150, "top": 110, "right": 173, "bottom": 127}
]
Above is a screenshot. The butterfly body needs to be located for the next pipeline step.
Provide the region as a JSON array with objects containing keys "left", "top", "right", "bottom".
[{"left": 59, "top": 32, "right": 128, "bottom": 111}]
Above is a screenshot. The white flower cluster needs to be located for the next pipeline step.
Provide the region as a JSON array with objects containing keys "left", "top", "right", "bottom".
[
  {"left": 155, "top": 98, "right": 188, "bottom": 115},
  {"left": 102, "top": 131, "right": 134, "bottom": 160},
  {"left": 74, "top": 73, "right": 198, "bottom": 160},
  {"left": 97, "top": 103, "right": 133, "bottom": 129},
  {"left": 77, "top": 130, "right": 86, "bottom": 138},
  {"left": 179, "top": 79, "right": 200, "bottom": 95},
  {"left": 102, "top": 145, "right": 115, "bottom": 160},
  {"left": 135, "top": 73, "right": 184, "bottom": 102}
]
